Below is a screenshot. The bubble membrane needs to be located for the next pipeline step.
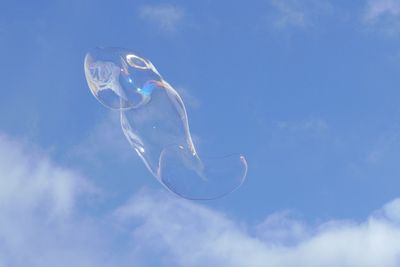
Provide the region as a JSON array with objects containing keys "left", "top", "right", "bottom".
[{"left": 84, "top": 47, "right": 247, "bottom": 199}]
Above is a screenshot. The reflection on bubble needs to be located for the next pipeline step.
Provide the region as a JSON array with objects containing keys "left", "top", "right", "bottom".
[{"left": 84, "top": 47, "right": 247, "bottom": 199}]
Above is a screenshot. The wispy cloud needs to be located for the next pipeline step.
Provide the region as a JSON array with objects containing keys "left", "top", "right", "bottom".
[
  {"left": 269, "top": 0, "right": 308, "bottom": 28},
  {"left": 139, "top": 4, "right": 185, "bottom": 33},
  {"left": 268, "top": 0, "right": 332, "bottom": 29},
  {"left": 363, "top": 0, "right": 400, "bottom": 35},
  {"left": 364, "top": 127, "right": 400, "bottom": 165},
  {"left": 175, "top": 86, "right": 201, "bottom": 110},
  {"left": 69, "top": 112, "right": 135, "bottom": 166}
]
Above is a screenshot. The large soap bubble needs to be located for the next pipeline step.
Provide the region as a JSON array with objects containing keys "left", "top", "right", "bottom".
[{"left": 84, "top": 47, "right": 247, "bottom": 199}]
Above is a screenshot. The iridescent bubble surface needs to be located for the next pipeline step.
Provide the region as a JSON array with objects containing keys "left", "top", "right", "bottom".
[{"left": 84, "top": 47, "right": 247, "bottom": 199}]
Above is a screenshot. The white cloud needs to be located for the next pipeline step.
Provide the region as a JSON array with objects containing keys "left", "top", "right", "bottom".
[
  {"left": 363, "top": 0, "right": 400, "bottom": 34},
  {"left": 3, "top": 131, "right": 400, "bottom": 267},
  {"left": 0, "top": 134, "right": 87, "bottom": 216},
  {"left": 0, "top": 133, "right": 111, "bottom": 267},
  {"left": 139, "top": 4, "right": 185, "bottom": 33},
  {"left": 117, "top": 190, "right": 400, "bottom": 267},
  {"left": 255, "top": 210, "right": 309, "bottom": 246},
  {"left": 268, "top": 0, "right": 332, "bottom": 29}
]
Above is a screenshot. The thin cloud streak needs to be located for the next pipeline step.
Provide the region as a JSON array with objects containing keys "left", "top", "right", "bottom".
[{"left": 277, "top": 118, "right": 329, "bottom": 133}]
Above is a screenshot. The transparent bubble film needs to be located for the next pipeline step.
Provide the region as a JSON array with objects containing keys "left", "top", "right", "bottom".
[{"left": 84, "top": 47, "right": 247, "bottom": 199}]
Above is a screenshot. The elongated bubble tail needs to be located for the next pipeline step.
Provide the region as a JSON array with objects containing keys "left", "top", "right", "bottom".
[{"left": 159, "top": 145, "right": 248, "bottom": 200}]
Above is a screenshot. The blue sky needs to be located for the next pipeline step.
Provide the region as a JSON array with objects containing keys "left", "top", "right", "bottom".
[{"left": 2, "top": 0, "right": 400, "bottom": 266}]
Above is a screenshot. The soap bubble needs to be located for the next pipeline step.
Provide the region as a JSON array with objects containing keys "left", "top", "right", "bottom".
[{"left": 84, "top": 47, "right": 247, "bottom": 199}]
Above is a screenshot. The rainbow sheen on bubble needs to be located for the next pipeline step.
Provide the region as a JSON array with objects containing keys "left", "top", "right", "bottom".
[{"left": 84, "top": 47, "right": 247, "bottom": 200}]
